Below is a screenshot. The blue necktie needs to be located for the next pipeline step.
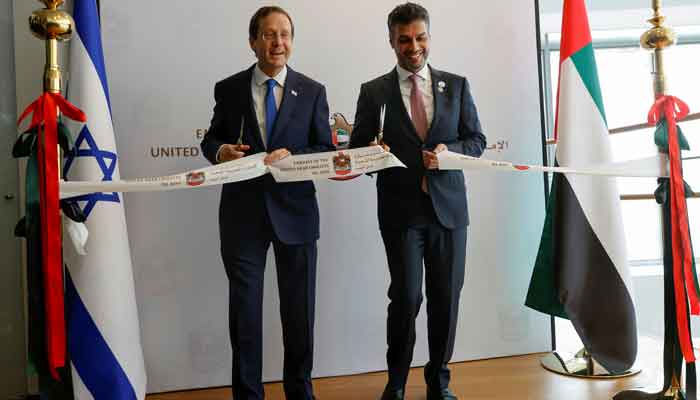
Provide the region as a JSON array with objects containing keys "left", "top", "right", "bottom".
[{"left": 265, "top": 79, "right": 278, "bottom": 145}]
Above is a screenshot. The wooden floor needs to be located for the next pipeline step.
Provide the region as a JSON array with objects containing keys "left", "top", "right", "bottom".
[{"left": 147, "top": 337, "right": 665, "bottom": 400}]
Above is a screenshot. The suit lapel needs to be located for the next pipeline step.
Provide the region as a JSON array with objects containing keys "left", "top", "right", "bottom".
[
  {"left": 426, "top": 66, "right": 444, "bottom": 141},
  {"left": 387, "top": 69, "right": 422, "bottom": 146},
  {"left": 268, "top": 67, "right": 299, "bottom": 146},
  {"left": 241, "top": 65, "right": 265, "bottom": 151}
]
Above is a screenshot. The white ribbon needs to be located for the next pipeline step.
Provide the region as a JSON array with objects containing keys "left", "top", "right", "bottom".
[
  {"left": 437, "top": 150, "right": 669, "bottom": 178},
  {"left": 268, "top": 145, "right": 404, "bottom": 182},
  {"left": 60, "top": 147, "right": 669, "bottom": 200},
  {"left": 60, "top": 152, "right": 269, "bottom": 199},
  {"left": 60, "top": 146, "right": 405, "bottom": 198}
]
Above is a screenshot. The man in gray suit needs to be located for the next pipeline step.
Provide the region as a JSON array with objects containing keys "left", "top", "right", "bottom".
[{"left": 349, "top": 3, "right": 486, "bottom": 400}]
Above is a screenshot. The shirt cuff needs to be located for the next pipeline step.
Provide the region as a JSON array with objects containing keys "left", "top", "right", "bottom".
[{"left": 215, "top": 145, "right": 225, "bottom": 163}]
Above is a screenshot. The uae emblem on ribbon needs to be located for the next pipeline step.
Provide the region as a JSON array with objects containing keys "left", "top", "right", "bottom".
[
  {"left": 333, "top": 152, "right": 352, "bottom": 175},
  {"left": 186, "top": 171, "right": 206, "bottom": 186}
]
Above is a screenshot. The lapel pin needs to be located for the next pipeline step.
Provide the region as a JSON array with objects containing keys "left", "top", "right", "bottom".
[
  {"left": 291, "top": 89, "right": 298, "bottom": 97},
  {"left": 438, "top": 81, "right": 446, "bottom": 93}
]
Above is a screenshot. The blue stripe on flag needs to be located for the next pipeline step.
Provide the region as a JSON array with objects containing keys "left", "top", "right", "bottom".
[
  {"left": 73, "top": 0, "right": 112, "bottom": 111},
  {"left": 66, "top": 272, "right": 137, "bottom": 400}
]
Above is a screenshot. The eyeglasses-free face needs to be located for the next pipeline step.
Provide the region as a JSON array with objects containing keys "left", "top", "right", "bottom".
[{"left": 390, "top": 19, "right": 430, "bottom": 73}]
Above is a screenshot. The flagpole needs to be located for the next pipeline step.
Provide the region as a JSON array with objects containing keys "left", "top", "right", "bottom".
[
  {"left": 29, "top": 0, "right": 73, "bottom": 93},
  {"left": 644, "top": 1, "right": 684, "bottom": 398},
  {"left": 30, "top": 0, "right": 71, "bottom": 169},
  {"left": 615, "top": 1, "right": 688, "bottom": 399},
  {"left": 24, "top": 0, "right": 77, "bottom": 382},
  {"left": 29, "top": 0, "right": 73, "bottom": 201}
]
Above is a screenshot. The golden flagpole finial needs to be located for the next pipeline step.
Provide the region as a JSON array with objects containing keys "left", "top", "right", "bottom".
[
  {"left": 640, "top": 0, "right": 676, "bottom": 97},
  {"left": 643, "top": 1, "right": 682, "bottom": 399},
  {"left": 39, "top": 0, "right": 65, "bottom": 10},
  {"left": 28, "top": 0, "right": 74, "bottom": 93}
]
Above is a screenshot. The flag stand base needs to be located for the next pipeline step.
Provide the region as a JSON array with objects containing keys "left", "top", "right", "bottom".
[
  {"left": 614, "top": 375, "right": 685, "bottom": 400},
  {"left": 540, "top": 349, "right": 641, "bottom": 379},
  {"left": 613, "top": 387, "right": 684, "bottom": 400}
]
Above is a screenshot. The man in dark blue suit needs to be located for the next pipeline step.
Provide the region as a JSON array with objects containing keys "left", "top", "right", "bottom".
[
  {"left": 349, "top": 3, "right": 486, "bottom": 400},
  {"left": 200, "top": 6, "right": 333, "bottom": 400}
]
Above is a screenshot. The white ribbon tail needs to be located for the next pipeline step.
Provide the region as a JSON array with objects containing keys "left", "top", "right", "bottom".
[
  {"left": 64, "top": 219, "right": 89, "bottom": 256},
  {"left": 437, "top": 150, "right": 668, "bottom": 178},
  {"left": 60, "top": 152, "right": 268, "bottom": 199}
]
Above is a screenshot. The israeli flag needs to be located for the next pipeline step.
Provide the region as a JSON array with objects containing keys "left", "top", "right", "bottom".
[{"left": 64, "top": 0, "right": 147, "bottom": 398}]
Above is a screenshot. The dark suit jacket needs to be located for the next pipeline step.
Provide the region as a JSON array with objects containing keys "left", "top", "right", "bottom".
[
  {"left": 350, "top": 66, "right": 486, "bottom": 230},
  {"left": 201, "top": 65, "right": 334, "bottom": 245}
]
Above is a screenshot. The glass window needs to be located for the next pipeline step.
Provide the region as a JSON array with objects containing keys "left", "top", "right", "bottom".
[{"left": 544, "top": 35, "right": 700, "bottom": 266}]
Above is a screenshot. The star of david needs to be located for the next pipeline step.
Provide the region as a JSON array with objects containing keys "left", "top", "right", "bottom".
[{"left": 63, "top": 125, "right": 120, "bottom": 218}]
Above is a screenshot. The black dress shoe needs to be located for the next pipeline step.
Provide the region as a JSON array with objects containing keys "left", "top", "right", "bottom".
[
  {"left": 380, "top": 387, "right": 405, "bottom": 400},
  {"left": 426, "top": 387, "right": 458, "bottom": 400}
]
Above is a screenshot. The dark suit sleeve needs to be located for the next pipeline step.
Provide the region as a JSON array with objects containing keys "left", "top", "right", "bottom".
[
  {"left": 293, "top": 85, "right": 335, "bottom": 155},
  {"left": 200, "top": 82, "right": 228, "bottom": 164},
  {"left": 349, "top": 83, "right": 380, "bottom": 149},
  {"left": 446, "top": 77, "right": 486, "bottom": 157}
]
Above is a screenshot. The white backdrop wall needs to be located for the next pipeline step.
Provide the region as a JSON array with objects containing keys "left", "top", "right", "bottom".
[{"left": 93, "top": 0, "right": 550, "bottom": 393}]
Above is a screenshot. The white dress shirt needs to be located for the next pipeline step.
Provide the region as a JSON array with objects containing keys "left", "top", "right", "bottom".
[
  {"left": 396, "top": 64, "right": 434, "bottom": 131},
  {"left": 252, "top": 64, "right": 286, "bottom": 148},
  {"left": 215, "top": 65, "right": 286, "bottom": 162}
]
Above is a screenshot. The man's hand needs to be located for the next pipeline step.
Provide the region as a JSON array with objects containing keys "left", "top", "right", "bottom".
[
  {"left": 218, "top": 144, "right": 250, "bottom": 163},
  {"left": 264, "top": 148, "right": 291, "bottom": 165},
  {"left": 422, "top": 143, "right": 447, "bottom": 170},
  {"left": 369, "top": 139, "right": 390, "bottom": 152}
]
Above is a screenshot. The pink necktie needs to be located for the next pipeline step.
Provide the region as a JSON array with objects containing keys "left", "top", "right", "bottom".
[{"left": 410, "top": 74, "right": 429, "bottom": 142}]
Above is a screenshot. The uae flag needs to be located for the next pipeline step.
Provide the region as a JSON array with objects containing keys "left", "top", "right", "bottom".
[{"left": 525, "top": 0, "right": 637, "bottom": 373}]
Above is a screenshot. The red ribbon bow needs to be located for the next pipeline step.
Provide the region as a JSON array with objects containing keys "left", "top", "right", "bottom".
[
  {"left": 648, "top": 95, "right": 696, "bottom": 363},
  {"left": 17, "top": 92, "right": 86, "bottom": 379}
]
